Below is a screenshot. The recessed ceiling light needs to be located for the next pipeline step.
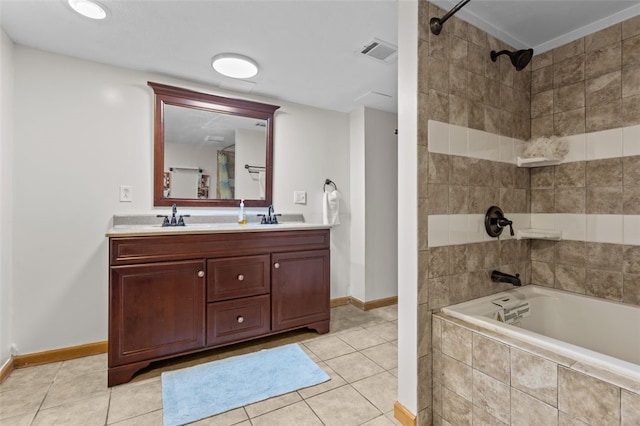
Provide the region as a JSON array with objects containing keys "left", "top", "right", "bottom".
[
  {"left": 212, "top": 53, "right": 258, "bottom": 79},
  {"left": 68, "top": 0, "right": 108, "bottom": 20}
]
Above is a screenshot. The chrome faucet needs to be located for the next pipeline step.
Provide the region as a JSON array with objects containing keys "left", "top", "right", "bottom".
[{"left": 491, "top": 270, "right": 521, "bottom": 286}]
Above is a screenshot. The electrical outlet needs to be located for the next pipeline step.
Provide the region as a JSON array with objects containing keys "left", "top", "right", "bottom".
[
  {"left": 293, "top": 190, "right": 307, "bottom": 204},
  {"left": 119, "top": 185, "right": 133, "bottom": 202}
]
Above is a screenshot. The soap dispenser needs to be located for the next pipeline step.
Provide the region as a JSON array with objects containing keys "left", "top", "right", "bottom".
[{"left": 238, "top": 199, "right": 247, "bottom": 224}]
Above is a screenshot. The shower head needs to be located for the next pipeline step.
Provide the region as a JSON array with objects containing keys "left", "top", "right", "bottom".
[{"left": 490, "top": 48, "right": 534, "bottom": 71}]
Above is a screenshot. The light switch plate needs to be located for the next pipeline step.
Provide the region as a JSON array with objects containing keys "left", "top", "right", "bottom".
[
  {"left": 293, "top": 190, "right": 306, "bottom": 204},
  {"left": 120, "top": 185, "right": 133, "bottom": 202}
]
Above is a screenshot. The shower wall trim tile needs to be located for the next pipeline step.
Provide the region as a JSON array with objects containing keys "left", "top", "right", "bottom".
[
  {"left": 428, "top": 213, "right": 640, "bottom": 247},
  {"left": 428, "top": 120, "right": 640, "bottom": 163}
]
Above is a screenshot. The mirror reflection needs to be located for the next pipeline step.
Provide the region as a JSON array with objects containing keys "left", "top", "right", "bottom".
[
  {"left": 149, "top": 82, "right": 279, "bottom": 208},
  {"left": 163, "top": 105, "right": 268, "bottom": 200}
]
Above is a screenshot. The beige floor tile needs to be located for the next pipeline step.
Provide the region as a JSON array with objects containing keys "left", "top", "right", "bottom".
[
  {"left": 251, "top": 400, "right": 323, "bottom": 426},
  {"left": 306, "top": 385, "right": 381, "bottom": 426},
  {"left": 191, "top": 407, "right": 248, "bottom": 425},
  {"left": 352, "top": 371, "right": 398, "bottom": 413},
  {"left": 325, "top": 351, "right": 385, "bottom": 383},
  {"left": 107, "top": 377, "right": 162, "bottom": 424},
  {"left": 0, "top": 411, "right": 37, "bottom": 426},
  {"left": 302, "top": 336, "right": 356, "bottom": 361},
  {"left": 370, "top": 305, "right": 398, "bottom": 322},
  {"left": 336, "top": 327, "right": 387, "bottom": 351},
  {"left": 0, "top": 383, "right": 49, "bottom": 420},
  {"left": 298, "top": 362, "right": 347, "bottom": 399},
  {"left": 362, "top": 414, "right": 399, "bottom": 425},
  {"left": 386, "top": 411, "right": 404, "bottom": 425},
  {"left": 0, "top": 362, "right": 60, "bottom": 393},
  {"left": 298, "top": 344, "right": 321, "bottom": 362},
  {"left": 31, "top": 393, "right": 109, "bottom": 426},
  {"left": 6, "top": 304, "right": 399, "bottom": 426},
  {"left": 244, "top": 391, "right": 301, "bottom": 418},
  {"left": 109, "top": 409, "right": 162, "bottom": 425},
  {"left": 365, "top": 322, "right": 398, "bottom": 342},
  {"left": 41, "top": 370, "right": 109, "bottom": 410},
  {"left": 361, "top": 341, "right": 398, "bottom": 370},
  {"left": 56, "top": 354, "right": 107, "bottom": 379}
]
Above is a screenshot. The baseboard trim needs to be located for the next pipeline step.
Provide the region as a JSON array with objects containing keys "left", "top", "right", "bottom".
[
  {"left": 394, "top": 401, "right": 416, "bottom": 426},
  {"left": 351, "top": 295, "right": 398, "bottom": 311},
  {"left": 13, "top": 341, "right": 108, "bottom": 369},
  {"left": 331, "top": 295, "right": 398, "bottom": 310},
  {"left": 330, "top": 296, "right": 351, "bottom": 307},
  {"left": 0, "top": 357, "right": 15, "bottom": 384}
]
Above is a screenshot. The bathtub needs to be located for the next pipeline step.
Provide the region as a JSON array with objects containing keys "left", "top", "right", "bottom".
[{"left": 441, "top": 285, "right": 640, "bottom": 381}]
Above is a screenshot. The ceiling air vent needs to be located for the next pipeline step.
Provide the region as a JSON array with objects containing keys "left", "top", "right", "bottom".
[{"left": 360, "top": 38, "right": 397, "bottom": 63}]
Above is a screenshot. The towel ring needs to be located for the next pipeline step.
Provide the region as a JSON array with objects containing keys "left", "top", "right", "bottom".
[{"left": 323, "top": 179, "right": 337, "bottom": 191}]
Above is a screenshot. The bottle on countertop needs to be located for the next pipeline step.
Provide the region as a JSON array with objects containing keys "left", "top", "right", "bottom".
[{"left": 238, "top": 199, "right": 247, "bottom": 224}]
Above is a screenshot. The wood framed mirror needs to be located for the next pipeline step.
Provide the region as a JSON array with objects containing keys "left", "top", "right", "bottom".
[{"left": 149, "top": 82, "right": 279, "bottom": 207}]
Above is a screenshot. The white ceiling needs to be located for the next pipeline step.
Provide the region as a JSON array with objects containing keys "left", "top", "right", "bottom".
[{"left": 2, "top": 1, "right": 640, "bottom": 115}]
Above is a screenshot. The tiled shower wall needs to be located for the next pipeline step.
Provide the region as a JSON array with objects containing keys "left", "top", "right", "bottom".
[
  {"left": 417, "top": 2, "right": 531, "bottom": 424},
  {"left": 418, "top": 3, "right": 640, "bottom": 425},
  {"left": 528, "top": 17, "right": 640, "bottom": 308}
]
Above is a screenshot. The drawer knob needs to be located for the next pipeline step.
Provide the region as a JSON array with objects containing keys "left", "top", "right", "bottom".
[
  {"left": 274, "top": 262, "right": 280, "bottom": 269},
  {"left": 197, "top": 270, "right": 205, "bottom": 278},
  {"left": 237, "top": 274, "right": 245, "bottom": 281},
  {"left": 237, "top": 316, "right": 244, "bottom": 323}
]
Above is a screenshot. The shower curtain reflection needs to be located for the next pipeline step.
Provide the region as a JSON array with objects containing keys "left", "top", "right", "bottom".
[{"left": 216, "top": 151, "right": 235, "bottom": 199}]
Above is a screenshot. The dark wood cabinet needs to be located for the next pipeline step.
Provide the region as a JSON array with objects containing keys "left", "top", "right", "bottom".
[
  {"left": 108, "top": 229, "right": 329, "bottom": 386},
  {"left": 272, "top": 250, "right": 330, "bottom": 332}
]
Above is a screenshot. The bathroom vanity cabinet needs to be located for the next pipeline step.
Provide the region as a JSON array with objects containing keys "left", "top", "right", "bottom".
[{"left": 107, "top": 227, "right": 330, "bottom": 386}]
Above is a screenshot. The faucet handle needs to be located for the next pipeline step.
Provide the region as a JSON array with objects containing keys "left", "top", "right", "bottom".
[
  {"left": 156, "top": 215, "right": 170, "bottom": 227},
  {"left": 177, "top": 214, "right": 190, "bottom": 226}
]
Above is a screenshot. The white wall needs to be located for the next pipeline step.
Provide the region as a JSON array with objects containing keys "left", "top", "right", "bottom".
[
  {"left": 235, "top": 129, "right": 265, "bottom": 200},
  {"left": 0, "top": 26, "right": 15, "bottom": 367},
  {"left": 164, "top": 143, "right": 218, "bottom": 199},
  {"left": 364, "top": 108, "right": 398, "bottom": 301},
  {"left": 349, "top": 107, "right": 398, "bottom": 303},
  {"left": 397, "top": 0, "right": 419, "bottom": 415},
  {"left": 349, "top": 107, "right": 366, "bottom": 301},
  {"left": 11, "top": 46, "right": 351, "bottom": 355}
]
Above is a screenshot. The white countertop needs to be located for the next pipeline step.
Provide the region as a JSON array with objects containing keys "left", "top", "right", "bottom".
[{"left": 106, "top": 222, "right": 331, "bottom": 237}]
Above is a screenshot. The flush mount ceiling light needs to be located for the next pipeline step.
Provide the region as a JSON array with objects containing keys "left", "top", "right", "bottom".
[
  {"left": 212, "top": 53, "right": 258, "bottom": 79},
  {"left": 67, "top": 0, "right": 108, "bottom": 20}
]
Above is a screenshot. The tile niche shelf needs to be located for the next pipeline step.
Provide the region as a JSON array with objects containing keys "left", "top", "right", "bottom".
[
  {"left": 516, "top": 228, "right": 563, "bottom": 240},
  {"left": 516, "top": 156, "right": 562, "bottom": 167}
]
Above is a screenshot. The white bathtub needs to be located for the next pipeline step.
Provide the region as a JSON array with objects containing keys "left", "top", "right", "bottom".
[{"left": 442, "top": 285, "right": 640, "bottom": 381}]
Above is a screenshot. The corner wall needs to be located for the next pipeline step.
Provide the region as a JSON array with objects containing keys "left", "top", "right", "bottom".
[
  {"left": 350, "top": 107, "right": 398, "bottom": 304},
  {"left": 0, "top": 25, "right": 15, "bottom": 367}
]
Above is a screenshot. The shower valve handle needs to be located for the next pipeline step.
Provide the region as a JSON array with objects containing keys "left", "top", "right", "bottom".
[{"left": 496, "top": 218, "right": 515, "bottom": 236}]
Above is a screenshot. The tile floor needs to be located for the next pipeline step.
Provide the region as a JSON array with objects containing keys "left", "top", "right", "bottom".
[{"left": 0, "top": 304, "right": 400, "bottom": 426}]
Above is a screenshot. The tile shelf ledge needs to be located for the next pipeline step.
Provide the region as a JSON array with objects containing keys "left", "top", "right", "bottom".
[
  {"left": 516, "top": 156, "right": 562, "bottom": 167},
  {"left": 516, "top": 228, "right": 563, "bottom": 240}
]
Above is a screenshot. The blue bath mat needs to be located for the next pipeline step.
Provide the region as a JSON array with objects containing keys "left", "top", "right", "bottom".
[{"left": 161, "top": 343, "right": 329, "bottom": 426}]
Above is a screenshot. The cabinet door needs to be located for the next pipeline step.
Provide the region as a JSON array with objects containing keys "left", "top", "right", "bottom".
[
  {"left": 109, "top": 260, "right": 205, "bottom": 367},
  {"left": 272, "top": 249, "right": 330, "bottom": 331}
]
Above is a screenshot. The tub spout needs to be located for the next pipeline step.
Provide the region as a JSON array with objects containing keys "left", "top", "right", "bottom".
[{"left": 491, "top": 270, "right": 521, "bottom": 286}]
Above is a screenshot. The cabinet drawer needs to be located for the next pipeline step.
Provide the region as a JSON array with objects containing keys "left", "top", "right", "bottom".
[
  {"left": 207, "top": 295, "right": 270, "bottom": 345},
  {"left": 207, "top": 255, "right": 270, "bottom": 301}
]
